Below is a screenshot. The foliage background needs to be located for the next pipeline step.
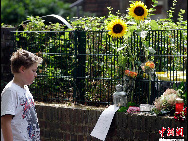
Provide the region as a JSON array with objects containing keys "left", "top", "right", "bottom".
[
  {"left": 1, "top": 0, "right": 187, "bottom": 105},
  {"left": 1, "top": 0, "right": 95, "bottom": 26}
]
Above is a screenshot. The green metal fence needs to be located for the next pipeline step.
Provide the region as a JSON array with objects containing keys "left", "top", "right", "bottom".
[{"left": 12, "top": 29, "right": 187, "bottom": 105}]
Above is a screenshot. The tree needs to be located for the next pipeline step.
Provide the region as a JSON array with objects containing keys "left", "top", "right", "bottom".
[{"left": 1, "top": 0, "right": 74, "bottom": 26}]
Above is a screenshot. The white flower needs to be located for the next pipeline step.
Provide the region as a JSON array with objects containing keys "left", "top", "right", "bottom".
[
  {"left": 166, "top": 94, "right": 177, "bottom": 105},
  {"left": 160, "top": 95, "right": 165, "bottom": 104},
  {"left": 148, "top": 47, "right": 156, "bottom": 54},
  {"left": 140, "top": 31, "right": 148, "bottom": 38},
  {"left": 144, "top": 20, "right": 151, "bottom": 24}
]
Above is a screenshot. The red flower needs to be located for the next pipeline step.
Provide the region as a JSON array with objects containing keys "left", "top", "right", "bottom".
[
  {"left": 125, "top": 70, "right": 137, "bottom": 78},
  {"left": 127, "top": 106, "right": 140, "bottom": 113},
  {"left": 174, "top": 111, "right": 186, "bottom": 122},
  {"left": 130, "top": 71, "right": 137, "bottom": 78},
  {"left": 184, "top": 107, "right": 187, "bottom": 117},
  {"left": 149, "top": 63, "right": 155, "bottom": 69},
  {"left": 125, "top": 70, "right": 130, "bottom": 76}
]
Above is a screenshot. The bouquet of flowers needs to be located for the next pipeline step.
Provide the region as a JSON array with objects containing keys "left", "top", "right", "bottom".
[
  {"left": 153, "top": 88, "right": 180, "bottom": 115},
  {"left": 174, "top": 106, "right": 187, "bottom": 122},
  {"left": 141, "top": 61, "right": 155, "bottom": 103},
  {"left": 124, "top": 70, "right": 138, "bottom": 79},
  {"left": 123, "top": 70, "right": 138, "bottom": 102},
  {"left": 127, "top": 106, "right": 140, "bottom": 114},
  {"left": 141, "top": 61, "right": 155, "bottom": 73}
]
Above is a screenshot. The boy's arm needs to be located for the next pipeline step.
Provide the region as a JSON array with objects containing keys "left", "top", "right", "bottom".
[{"left": 1, "top": 115, "right": 13, "bottom": 141}]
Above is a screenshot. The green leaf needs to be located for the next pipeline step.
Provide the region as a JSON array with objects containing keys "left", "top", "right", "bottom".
[
  {"left": 117, "top": 102, "right": 137, "bottom": 112},
  {"left": 128, "top": 25, "right": 137, "bottom": 33},
  {"left": 118, "top": 54, "right": 128, "bottom": 68},
  {"left": 150, "top": 20, "right": 159, "bottom": 30},
  {"left": 148, "top": 47, "right": 156, "bottom": 54},
  {"left": 124, "top": 30, "right": 132, "bottom": 38}
]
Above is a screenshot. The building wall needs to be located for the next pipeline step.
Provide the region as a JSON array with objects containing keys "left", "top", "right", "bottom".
[
  {"left": 71, "top": 0, "right": 187, "bottom": 21},
  {"left": 82, "top": 0, "right": 121, "bottom": 17}
]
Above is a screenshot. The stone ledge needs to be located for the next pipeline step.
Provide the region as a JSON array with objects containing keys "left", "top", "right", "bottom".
[{"left": 35, "top": 104, "right": 187, "bottom": 141}]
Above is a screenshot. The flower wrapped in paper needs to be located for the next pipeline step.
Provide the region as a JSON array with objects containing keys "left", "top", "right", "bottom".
[
  {"left": 124, "top": 70, "right": 138, "bottom": 78},
  {"left": 123, "top": 70, "right": 138, "bottom": 102},
  {"left": 141, "top": 61, "right": 155, "bottom": 103},
  {"left": 141, "top": 61, "right": 155, "bottom": 74},
  {"left": 127, "top": 106, "right": 140, "bottom": 114},
  {"left": 153, "top": 88, "right": 180, "bottom": 115}
]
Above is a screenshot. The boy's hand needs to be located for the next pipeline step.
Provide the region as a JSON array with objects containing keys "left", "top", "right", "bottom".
[{"left": 1, "top": 115, "right": 13, "bottom": 141}]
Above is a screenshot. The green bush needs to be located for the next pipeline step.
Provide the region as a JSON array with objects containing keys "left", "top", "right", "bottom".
[{"left": 1, "top": 0, "right": 74, "bottom": 26}]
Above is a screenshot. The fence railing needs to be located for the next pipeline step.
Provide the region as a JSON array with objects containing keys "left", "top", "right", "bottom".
[{"left": 11, "top": 29, "right": 187, "bottom": 105}]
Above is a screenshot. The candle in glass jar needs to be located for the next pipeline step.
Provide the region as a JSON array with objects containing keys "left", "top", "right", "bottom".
[{"left": 175, "top": 98, "right": 184, "bottom": 113}]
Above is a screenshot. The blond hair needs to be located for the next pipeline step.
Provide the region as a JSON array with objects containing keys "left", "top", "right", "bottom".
[{"left": 10, "top": 48, "right": 43, "bottom": 73}]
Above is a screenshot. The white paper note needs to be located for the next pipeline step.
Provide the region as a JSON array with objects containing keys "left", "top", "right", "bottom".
[{"left": 90, "top": 105, "right": 119, "bottom": 141}]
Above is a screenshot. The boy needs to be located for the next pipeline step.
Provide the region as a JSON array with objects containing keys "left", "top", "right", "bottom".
[{"left": 1, "top": 49, "right": 43, "bottom": 141}]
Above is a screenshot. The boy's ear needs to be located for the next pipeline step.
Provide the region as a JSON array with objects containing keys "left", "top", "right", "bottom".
[{"left": 19, "top": 66, "right": 25, "bottom": 73}]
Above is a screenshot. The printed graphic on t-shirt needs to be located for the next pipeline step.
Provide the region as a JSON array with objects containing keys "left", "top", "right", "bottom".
[{"left": 20, "top": 96, "right": 40, "bottom": 140}]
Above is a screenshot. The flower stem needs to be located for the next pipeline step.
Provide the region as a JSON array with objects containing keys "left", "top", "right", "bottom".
[
  {"left": 148, "top": 73, "right": 151, "bottom": 104},
  {"left": 144, "top": 42, "right": 148, "bottom": 61},
  {"left": 131, "top": 79, "right": 135, "bottom": 103}
]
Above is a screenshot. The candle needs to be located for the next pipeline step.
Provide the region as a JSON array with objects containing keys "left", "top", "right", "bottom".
[{"left": 175, "top": 98, "right": 184, "bottom": 113}]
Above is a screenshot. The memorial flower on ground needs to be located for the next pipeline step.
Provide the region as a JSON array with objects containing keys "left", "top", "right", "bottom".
[
  {"left": 174, "top": 111, "right": 186, "bottom": 122},
  {"left": 107, "top": 19, "right": 127, "bottom": 38},
  {"left": 127, "top": 106, "right": 140, "bottom": 114},
  {"left": 153, "top": 88, "right": 180, "bottom": 114},
  {"left": 128, "top": 1, "right": 148, "bottom": 21}
]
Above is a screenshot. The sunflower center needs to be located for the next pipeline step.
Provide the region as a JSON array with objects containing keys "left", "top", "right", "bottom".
[
  {"left": 113, "top": 24, "right": 123, "bottom": 33},
  {"left": 134, "top": 6, "right": 144, "bottom": 16}
]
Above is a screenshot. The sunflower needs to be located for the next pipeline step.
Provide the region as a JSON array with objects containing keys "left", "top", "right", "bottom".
[
  {"left": 107, "top": 19, "right": 127, "bottom": 38},
  {"left": 128, "top": 1, "right": 148, "bottom": 21}
]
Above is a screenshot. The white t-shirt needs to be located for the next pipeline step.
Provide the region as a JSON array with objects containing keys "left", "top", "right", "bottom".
[{"left": 1, "top": 81, "right": 40, "bottom": 141}]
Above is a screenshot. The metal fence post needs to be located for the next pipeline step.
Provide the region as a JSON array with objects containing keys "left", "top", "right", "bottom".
[{"left": 73, "top": 31, "right": 86, "bottom": 103}]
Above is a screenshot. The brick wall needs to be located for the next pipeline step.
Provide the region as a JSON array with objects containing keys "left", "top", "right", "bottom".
[
  {"left": 35, "top": 104, "right": 187, "bottom": 141},
  {"left": 1, "top": 28, "right": 15, "bottom": 91}
]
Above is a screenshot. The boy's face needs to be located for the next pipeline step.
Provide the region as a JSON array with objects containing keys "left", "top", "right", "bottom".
[{"left": 22, "top": 63, "right": 38, "bottom": 85}]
